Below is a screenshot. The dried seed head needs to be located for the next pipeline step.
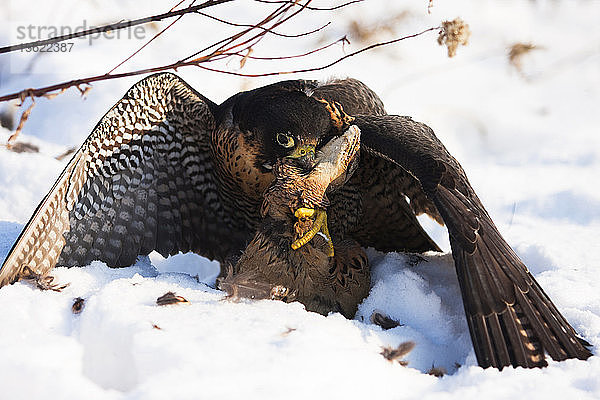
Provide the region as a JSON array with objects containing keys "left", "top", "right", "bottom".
[{"left": 438, "top": 18, "right": 471, "bottom": 57}]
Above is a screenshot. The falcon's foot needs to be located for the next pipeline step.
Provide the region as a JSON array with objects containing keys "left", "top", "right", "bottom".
[{"left": 291, "top": 208, "right": 335, "bottom": 257}]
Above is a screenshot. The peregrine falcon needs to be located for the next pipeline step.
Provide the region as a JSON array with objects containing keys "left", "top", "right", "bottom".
[{"left": 0, "top": 73, "right": 592, "bottom": 369}]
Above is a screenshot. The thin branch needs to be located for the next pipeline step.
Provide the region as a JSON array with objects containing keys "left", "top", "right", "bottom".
[
  {"left": 197, "top": 26, "right": 440, "bottom": 77},
  {"left": 222, "top": 35, "right": 348, "bottom": 61},
  {"left": 196, "top": 10, "right": 331, "bottom": 38},
  {"left": 107, "top": 0, "right": 198, "bottom": 74},
  {"left": 178, "top": 1, "right": 291, "bottom": 63},
  {"left": 0, "top": 0, "right": 232, "bottom": 54},
  {"left": 253, "top": 0, "right": 365, "bottom": 11},
  {"left": 193, "top": 0, "right": 306, "bottom": 61},
  {"left": 0, "top": 0, "right": 301, "bottom": 103},
  {"left": 169, "top": 0, "right": 190, "bottom": 11},
  {"left": 0, "top": 26, "right": 439, "bottom": 103},
  {"left": 198, "top": 0, "right": 313, "bottom": 62}
]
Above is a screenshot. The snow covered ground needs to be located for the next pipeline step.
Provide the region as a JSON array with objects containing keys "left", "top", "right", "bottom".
[{"left": 1, "top": 0, "right": 599, "bottom": 399}]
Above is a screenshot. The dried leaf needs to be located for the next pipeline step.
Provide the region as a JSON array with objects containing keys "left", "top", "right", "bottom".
[
  {"left": 72, "top": 297, "right": 85, "bottom": 314},
  {"left": 77, "top": 85, "right": 92, "bottom": 98},
  {"left": 370, "top": 311, "right": 402, "bottom": 330},
  {"left": 281, "top": 327, "right": 297, "bottom": 337},
  {"left": 508, "top": 42, "right": 538, "bottom": 71},
  {"left": 8, "top": 142, "right": 39, "bottom": 154},
  {"left": 7, "top": 97, "right": 35, "bottom": 149},
  {"left": 239, "top": 48, "right": 253, "bottom": 69},
  {"left": 427, "top": 366, "right": 447, "bottom": 377},
  {"left": 55, "top": 146, "right": 77, "bottom": 161},
  {"left": 156, "top": 291, "right": 190, "bottom": 306},
  {"left": 381, "top": 341, "right": 415, "bottom": 365},
  {"left": 42, "top": 88, "right": 67, "bottom": 100}
]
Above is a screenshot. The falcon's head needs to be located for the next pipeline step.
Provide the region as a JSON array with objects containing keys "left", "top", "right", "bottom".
[{"left": 224, "top": 80, "right": 347, "bottom": 172}]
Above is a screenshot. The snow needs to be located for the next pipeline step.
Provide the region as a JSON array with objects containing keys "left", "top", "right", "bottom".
[{"left": 1, "top": 0, "right": 599, "bottom": 399}]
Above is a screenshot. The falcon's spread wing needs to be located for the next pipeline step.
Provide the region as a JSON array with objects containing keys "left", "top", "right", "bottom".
[
  {"left": 312, "top": 80, "right": 441, "bottom": 253},
  {"left": 354, "top": 114, "right": 592, "bottom": 369},
  {"left": 0, "top": 73, "right": 243, "bottom": 287}
]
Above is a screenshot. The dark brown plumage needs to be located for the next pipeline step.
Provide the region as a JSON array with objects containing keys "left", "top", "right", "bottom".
[{"left": 0, "top": 73, "right": 591, "bottom": 370}]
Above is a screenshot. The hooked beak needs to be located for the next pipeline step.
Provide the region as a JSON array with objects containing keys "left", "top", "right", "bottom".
[{"left": 286, "top": 145, "right": 316, "bottom": 169}]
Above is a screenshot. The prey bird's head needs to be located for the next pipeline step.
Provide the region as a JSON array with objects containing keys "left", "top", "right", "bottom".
[{"left": 264, "top": 125, "right": 361, "bottom": 218}]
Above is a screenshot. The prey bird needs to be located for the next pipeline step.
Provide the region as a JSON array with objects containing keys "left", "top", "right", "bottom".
[
  {"left": 220, "top": 125, "right": 370, "bottom": 318},
  {"left": 0, "top": 73, "right": 592, "bottom": 369}
]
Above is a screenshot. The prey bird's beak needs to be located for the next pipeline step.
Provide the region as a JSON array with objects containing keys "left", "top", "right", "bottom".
[{"left": 286, "top": 145, "right": 316, "bottom": 169}]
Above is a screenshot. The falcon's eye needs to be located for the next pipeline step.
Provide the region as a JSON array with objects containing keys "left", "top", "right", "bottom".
[{"left": 276, "top": 132, "right": 295, "bottom": 149}]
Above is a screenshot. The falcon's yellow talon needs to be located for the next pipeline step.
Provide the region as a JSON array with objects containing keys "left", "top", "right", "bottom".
[
  {"left": 294, "top": 207, "right": 316, "bottom": 219},
  {"left": 291, "top": 208, "right": 335, "bottom": 257}
]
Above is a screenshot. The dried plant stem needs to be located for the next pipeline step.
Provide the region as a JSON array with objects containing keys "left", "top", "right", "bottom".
[{"left": 0, "top": 26, "right": 439, "bottom": 104}]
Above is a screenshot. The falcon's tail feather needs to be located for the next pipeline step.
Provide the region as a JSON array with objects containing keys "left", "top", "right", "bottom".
[{"left": 438, "top": 178, "right": 593, "bottom": 369}]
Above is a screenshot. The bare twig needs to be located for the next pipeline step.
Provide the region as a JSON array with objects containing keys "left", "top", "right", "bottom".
[
  {"left": 177, "top": 2, "right": 293, "bottom": 63},
  {"left": 195, "top": 26, "right": 440, "bottom": 77},
  {"left": 0, "top": 25, "right": 439, "bottom": 104},
  {"left": 253, "top": 0, "right": 365, "bottom": 11},
  {"left": 196, "top": 10, "right": 331, "bottom": 38},
  {"left": 107, "top": 0, "right": 198, "bottom": 74},
  {"left": 222, "top": 36, "right": 348, "bottom": 61},
  {"left": 0, "top": 0, "right": 232, "bottom": 54},
  {"left": 187, "top": 0, "right": 313, "bottom": 63}
]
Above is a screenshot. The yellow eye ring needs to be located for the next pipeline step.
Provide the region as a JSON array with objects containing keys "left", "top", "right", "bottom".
[{"left": 276, "top": 133, "right": 295, "bottom": 148}]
